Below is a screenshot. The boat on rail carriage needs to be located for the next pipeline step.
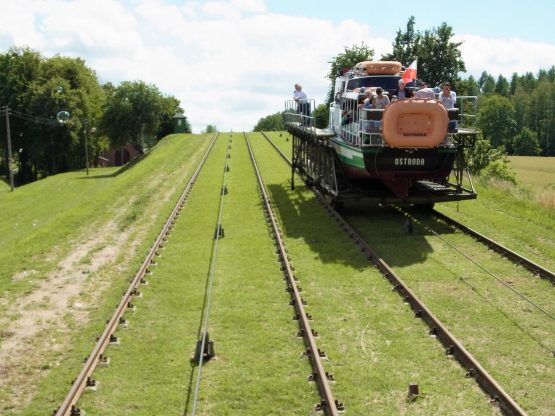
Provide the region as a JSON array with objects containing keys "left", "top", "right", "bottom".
[{"left": 284, "top": 61, "right": 478, "bottom": 209}]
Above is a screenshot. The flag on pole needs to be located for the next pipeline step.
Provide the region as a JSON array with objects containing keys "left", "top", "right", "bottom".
[{"left": 402, "top": 59, "right": 417, "bottom": 83}]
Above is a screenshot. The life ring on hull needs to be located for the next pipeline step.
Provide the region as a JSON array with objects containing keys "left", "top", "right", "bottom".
[
  {"left": 355, "top": 61, "right": 402, "bottom": 75},
  {"left": 382, "top": 99, "right": 448, "bottom": 148}
]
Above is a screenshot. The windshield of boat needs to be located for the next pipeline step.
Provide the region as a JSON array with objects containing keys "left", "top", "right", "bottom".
[{"left": 346, "top": 76, "right": 401, "bottom": 94}]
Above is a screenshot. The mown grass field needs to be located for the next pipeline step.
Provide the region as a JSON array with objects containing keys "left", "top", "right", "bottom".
[
  {"left": 508, "top": 155, "right": 555, "bottom": 209},
  {"left": 508, "top": 156, "right": 555, "bottom": 190},
  {"left": 1, "top": 131, "right": 553, "bottom": 415}
]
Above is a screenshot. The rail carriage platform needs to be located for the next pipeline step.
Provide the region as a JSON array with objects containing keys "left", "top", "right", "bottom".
[{"left": 284, "top": 91, "right": 479, "bottom": 208}]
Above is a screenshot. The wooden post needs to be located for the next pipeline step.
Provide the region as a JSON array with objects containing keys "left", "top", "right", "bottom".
[{"left": 5, "top": 106, "right": 15, "bottom": 191}]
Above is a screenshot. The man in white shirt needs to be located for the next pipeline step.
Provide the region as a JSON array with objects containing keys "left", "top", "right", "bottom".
[
  {"left": 414, "top": 83, "right": 437, "bottom": 99},
  {"left": 293, "top": 84, "right": 310, "bottom": 125}
]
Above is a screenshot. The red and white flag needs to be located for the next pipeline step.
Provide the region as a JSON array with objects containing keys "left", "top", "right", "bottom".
[{"left": 402, "top": 59, "right": 417, "bottom": 83}]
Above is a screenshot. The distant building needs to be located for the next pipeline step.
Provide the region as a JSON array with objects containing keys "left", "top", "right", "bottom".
[
  {"left": 98, "top": 143, "right": 141, "bottom": 167},
  {"left": 173, "top": 112, "right": 189, "bottom": 133}
]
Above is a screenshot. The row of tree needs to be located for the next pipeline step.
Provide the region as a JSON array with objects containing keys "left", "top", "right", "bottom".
[
  {"left": 255, "top": 17, "right": 554, "bottom": 157},
  {"left": 1, "top": 47, "right": 191, "bottom": 185}
]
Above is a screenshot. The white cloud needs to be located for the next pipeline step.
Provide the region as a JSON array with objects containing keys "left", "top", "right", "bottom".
[
  {"left": 1, "top": 1, "right": 554, "bottom": 132},
  {"left": 457, "top": 34, "right": 555, "bottom": 79}
]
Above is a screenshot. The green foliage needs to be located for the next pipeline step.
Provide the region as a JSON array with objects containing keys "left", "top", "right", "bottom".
[
  {"left": 416, "top": 23, "right": 466, "bottom": 87},
  {"left": 382, "top": 16, "right": 419, "bottom": 67},
  {"left": 202, "top": 124, "right": 218, "bottom": 133},
  {"left": 477, "top": 95, "right": 517, "bottom": 148},
  {"left": 99, "top": 81, "right": 180, "bottom": 150},
  {"left": 325, "top": 43, "right": 374, "bottom": 104},
  {"left": 512, "top": 127, "right": 541, "bottom": 155},
  {"left": 481, "top": 157, "right": 517, "bottom": 184},
  {"left": 465, "top": 133, "right": 515, "bottom": 183},
  {"left": 0, "top": 47, "right": 189, "bottom": 185},
  {"left": 384, "top": 18, "right": 465, "bottom": 88},
  {"left": 478, "top": 71, "right": 496, "bottom": 94},
  {"left": 495, "top": 74, "right": 510, "bottom": 97},
  {"left": 253, "top": 111, "right": 285, "bottom": 131},
  {"left": 312, "top": 103, "right": 329, "bottom": 129},
  {"left": 456, "top": 75, "right": 480, "bottom": 96}
]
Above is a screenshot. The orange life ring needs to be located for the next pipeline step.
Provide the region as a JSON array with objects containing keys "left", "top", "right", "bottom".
[
  {"left": 355, "top": 61, "right": 402, "bottom": 75},
  {"left": 382, "top": 99, "right": 448, "bottom": 148}
]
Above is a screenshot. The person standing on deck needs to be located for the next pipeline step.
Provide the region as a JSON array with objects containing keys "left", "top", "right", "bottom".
[{"left": 293, "top": 84, "right": 311, "bottom": 125}]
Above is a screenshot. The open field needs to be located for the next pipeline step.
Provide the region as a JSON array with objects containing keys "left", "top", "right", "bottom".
[
  {"left": 508, "top": 156, "right": 555, "bottom": 209},
  {"left": 508, "top": 156, "right": 555, "bottom": 190},
  {"left": 1, "top": 132, "right": 553, "bottom": 415}
]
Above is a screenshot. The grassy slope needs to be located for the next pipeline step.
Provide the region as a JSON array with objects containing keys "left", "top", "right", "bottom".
[
  {"left": 0, "top": 134, "right": 209, "bottom": 302},
  {"left": 3, "top": 133, "right": 211, "bottom": 415}
]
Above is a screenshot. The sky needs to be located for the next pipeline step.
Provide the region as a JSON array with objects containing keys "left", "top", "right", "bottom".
[{"left": 1, "top": 0, "right": 554, "bottom": 133}]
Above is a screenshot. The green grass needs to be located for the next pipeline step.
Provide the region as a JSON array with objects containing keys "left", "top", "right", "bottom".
[
  {"left": 348, "top": 203, "right": 553, "bottom": 413},
  {"left": 5, "top": 130, "right": 553, "bottom": 414},
  {"left": 435, "top": 179, "right": 555, "bottom": 272},
  {"left": 251, "top": 132, "right": 495, "bottom": 415},
  {"left": 0, "top": 134, "right": 210, "bottom": 302},
  {"left": 0, "top": 176, "right": 11, "bottom": 192},
  {"left": 508, "top": 156, "right": 555, "bottom": 209},
  {"left": 1, "top": 133, "right": 212, "bottom": 415},
  {"left": 73, "top": 133, "right": 317, "bottom": 415},
  {"left": 508, "top": 156, "right": 555, "bottom": 190}
]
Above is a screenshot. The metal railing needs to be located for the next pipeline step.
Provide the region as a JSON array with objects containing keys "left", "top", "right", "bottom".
[{"left": 284, "top": 99, "right": 316, "bottom": 128}]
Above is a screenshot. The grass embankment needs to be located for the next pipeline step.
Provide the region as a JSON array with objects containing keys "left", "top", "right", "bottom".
[
  {"left": 0, "top": 134, "right": 207, "bottom": 302},
  {"left": 254, "top": 132, "right": 495, "bottom": 415},
  {"left": 1, "top": 134, "right": 211, "bottom": 414},
  {"left": 508, "top": 155, "right": 555, "bottom": 209},
  {"left": 77, "top": 133, "right": 317, "bottom": 415}
]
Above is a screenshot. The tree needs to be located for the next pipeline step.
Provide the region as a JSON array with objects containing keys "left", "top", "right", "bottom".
[
  {"left": 325, "top": 43, "right": 374, "bottom": 105},
  {"left": 526, "top": 79, "right": 555, "bottom": 155},
  {"left": 383, "top": 18, "right": 465, "bottom": 87},
  {"left": 414, "top": 22, "right": 466, "bottom": 87},
  {"left": 477, "top": 95, "right": 517, "bottom": 149},
  {"left": 312, "top": 104, "right": 329, "bottom": 129},
  {"left": 495, "top": 75, "right": 510, "bottom": 97},
  {"left": 99, "top": 81, "right": 180, "bottom": 150},
  {"left": 457, "top": 75, "right": 480, "bottom": 96},
  {"left": 28, "top": 55, "right": 105, "bottom": 174},
  {"left": 253, "top": 112, "right": 284, "bottom": 131},
  {"left": 0, "top": 47, "right": 42, "bottom": 180},
  {"left": 382, "top": 16, "right": 419, "bottom": 67},
  {"left": 465, "top": 133, "right": 516, "bottom": 183},
  {"left": 512, "top": 127, "right": 541, "bottom": 155},
  {"left": 202, "top": 124, "right": 218, "bottom": 133}
]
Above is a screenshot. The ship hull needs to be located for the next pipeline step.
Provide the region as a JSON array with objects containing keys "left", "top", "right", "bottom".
[{"left": 331, "top": 137, "right": 456, "bottom": 198}]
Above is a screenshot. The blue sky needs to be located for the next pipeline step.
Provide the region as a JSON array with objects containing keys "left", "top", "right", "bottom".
[
  {"left": 1, "top": 0, "right": 554, "bottom": 132},
  {"left": 265, "top": 0, "right": 554, "bottom": 43}
]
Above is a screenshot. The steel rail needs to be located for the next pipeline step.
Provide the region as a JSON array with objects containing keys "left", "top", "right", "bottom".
[
  {"left": 261, "top": 131, "right": 528, "bottom": 416},
  {"left": 54, "top": 133, "right": 220, "bottom": 416},
  {"left": 245, "top": 132, "right": 341, "bottom": 415},
  {"left": 431, "top": 209, "right": 555, "bottom": 285}
]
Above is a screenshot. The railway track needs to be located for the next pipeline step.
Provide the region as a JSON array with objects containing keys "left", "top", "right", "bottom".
[
  {"left": 260, "top": 131, "right": 529, "bottom": 416},
  {"left": 53, "top": 133, "right": 219, "bottom": 416},
  {"left": 245, "top": 132, "right": 343, "bottom": 415},
  {"left": 430, "top": 209, "right": 554, "bottom": 284}
]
